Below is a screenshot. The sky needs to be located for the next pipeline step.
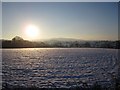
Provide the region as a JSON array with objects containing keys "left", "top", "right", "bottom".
[
  {"left": 2, "top": 2, "right": 118, "bottom": 41},
  {"left": 1, "top": 0, "right": 120, "bottom": 2},
  {"left": 0, "top": 2, "right": 1, "bottom": 39}
]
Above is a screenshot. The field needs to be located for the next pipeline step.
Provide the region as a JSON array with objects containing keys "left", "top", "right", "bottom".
[{"left": 2, "top": 48, "right": 118, "bottom": 89}]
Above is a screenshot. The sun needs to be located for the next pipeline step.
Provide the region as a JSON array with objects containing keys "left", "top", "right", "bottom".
[{"left": 25, "top": 25, "right": 40, "bottom": 40}]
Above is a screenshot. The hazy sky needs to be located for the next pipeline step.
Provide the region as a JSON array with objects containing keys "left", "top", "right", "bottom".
[
  {"left": 0, "top": 2, "right": 2, "bottom": 39},
  {"left": 2, "top": 2, "right": 118, "bottom": 40}
]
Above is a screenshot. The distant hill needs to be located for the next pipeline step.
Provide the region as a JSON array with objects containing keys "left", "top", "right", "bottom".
[
  {"left": 1, "top": 36, "right": 120, "bottom": 49},
  {"left": 48, "top": 38, "right": 83, "bottom": 41}
]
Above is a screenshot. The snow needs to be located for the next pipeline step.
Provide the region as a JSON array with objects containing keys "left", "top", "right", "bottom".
[{"left": 2, "top": 48, "right": 118, "bottom": 88}]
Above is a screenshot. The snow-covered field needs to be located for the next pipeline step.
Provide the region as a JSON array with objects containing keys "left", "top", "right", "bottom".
[{"left": 2, "top": 48, "right": 118, "bottom": 88}]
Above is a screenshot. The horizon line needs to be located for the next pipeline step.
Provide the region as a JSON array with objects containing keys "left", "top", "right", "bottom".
[{"left": 0, "top": 37, "right": 119, "bottom": 41}]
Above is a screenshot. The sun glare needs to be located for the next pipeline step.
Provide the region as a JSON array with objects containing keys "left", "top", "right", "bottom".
[{"left": 25, "top": 25, "right": 40, "bottom": 40}]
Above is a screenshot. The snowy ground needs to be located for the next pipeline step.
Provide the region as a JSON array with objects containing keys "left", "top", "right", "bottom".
[{"left": 2, "top": 48, "right": 118, "bottom": 88}]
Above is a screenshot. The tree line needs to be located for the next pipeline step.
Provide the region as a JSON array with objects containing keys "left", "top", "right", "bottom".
[{"left": 1, "top": 36, "right": 120, "bottom": 49}]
